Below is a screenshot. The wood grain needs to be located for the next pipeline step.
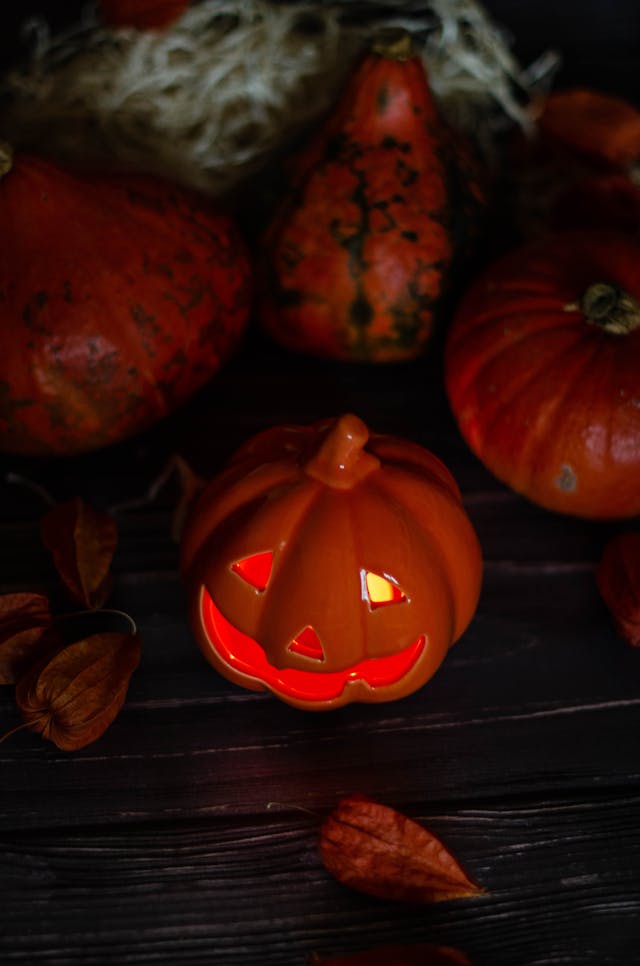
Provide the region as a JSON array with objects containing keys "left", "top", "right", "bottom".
[{"left": 1, "top": 797, "right": 639, "bottom": 964}]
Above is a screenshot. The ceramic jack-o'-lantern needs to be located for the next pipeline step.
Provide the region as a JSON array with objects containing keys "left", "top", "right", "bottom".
[{"left": 180, "top": 414, "right": 482, "bottom": 710}]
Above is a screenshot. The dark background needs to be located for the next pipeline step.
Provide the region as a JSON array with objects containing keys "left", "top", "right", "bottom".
[{"left": 1, "top": 0, "right": 639, "bottom": 100}]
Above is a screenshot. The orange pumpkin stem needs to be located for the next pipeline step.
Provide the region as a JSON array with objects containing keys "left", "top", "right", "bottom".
[
  {"left": 580, "top": 282, "right": 640, "bottom": 335},
  {"left": 0, "top": 141, "right": 13, "bottom": 178},
  {"left": 304, "top": 414, "right": 380, "bottom": 490}
]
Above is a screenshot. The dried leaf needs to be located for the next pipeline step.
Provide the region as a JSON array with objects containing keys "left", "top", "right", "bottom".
[
  {"left": 40, "top": 498, "right": 118, "bottom": 608},
  {"left": 15, "top": 631, "right": 141, "bottom": 750},
  {"left": 0, "top": 592, "right": 52, "bottom": 684},
  {"left": 319, "top": 795, "right": 485, "bottom": 904},
  {"left": 109, "top": 454, "right": 205, "bottom": 543},
  {"left": 308, "top": 944, "right": 472, "bottom": 966},
  {"left": 596, "top": 531, "right": 640, "bottom": 647}
]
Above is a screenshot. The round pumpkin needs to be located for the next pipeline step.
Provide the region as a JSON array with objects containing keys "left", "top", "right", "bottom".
[
  {"left": 0, "top": 144, "right": 251, "bottom": 455},
  {"left": 181, "top": 413, "right": 482, "bottom": 711},
  {"left": 508, "top": 88, "right": 640, "bottom": 241},
  {"left": 258, "top": 33, "right": 486, "bottom": 363},
  {"left": 537, "top": 88, "right": 640, "bottom": 172},
  {"left": 445, "top": 230, "right": 640, "bottom": 519}
]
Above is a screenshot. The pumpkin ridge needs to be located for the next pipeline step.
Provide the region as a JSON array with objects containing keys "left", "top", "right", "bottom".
[
  {"left": 190, "top": 477, "right": 320, "bottom": 657},
  {"left": 445, "top": 314, "right": 581, "bottom": 400},
  {"left": 449, "top": 289, "right": 594, "bottom": 339},
  {"left": 368, "top": 472, "right": 459, "bottom": 641},
  {"left": 367, "top": 435, "right": 461, "bottom": 499},
  {"left": 181, "top": 460, "right": 302, "bottom": 576},
  {"left": 450, "top": 300, "right": 582, "bottom": 339},
  {"left": 345, "top": 490, "right": 371, "bottom": 668},
  {"left": 466, "top": 334, "right": 599, "bottom": 464},
  {"left": 370, "top": 453, "right": 461, "bottom": 504},
  {"left": 564, "top": 334, "right": 627, "bottom": 476},
  {"left": 262, "top": 486, "right": 364, "bottom": 671},
  {"left": 250, "top": 477, "right": 327, "bottom": 664},
  {"left": 506, "top": 338, "right": 604, "bottom": 496}
]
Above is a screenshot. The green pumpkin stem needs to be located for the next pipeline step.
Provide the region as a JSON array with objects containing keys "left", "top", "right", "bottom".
[
  {"left": 371, "top": 29, "right": 414, "bottom": 61},
  {"left": 305, "top": 414, "right": 380, "bottom": 490},
  {"left": 0, "top": 141, "right": 13, "bottom": 178},
  {"left": 580, "top": 283, "right": 640, "bottom": 335}
]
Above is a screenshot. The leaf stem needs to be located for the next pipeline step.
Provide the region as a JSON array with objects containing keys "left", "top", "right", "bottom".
[
  {"left": 53, "top": 608, "right": 138, "bottom": 635},
  {"left": 108, "top": 454, "right": 184, "bottom": 514},
  {"left": 0, "top": 720, "right": 32, "bottom": 746},
  {"left": 4, "top": 472, "right": 57, "bottom": 507}
]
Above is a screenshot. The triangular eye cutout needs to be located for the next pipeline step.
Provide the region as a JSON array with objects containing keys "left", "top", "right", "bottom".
[
  {"left": 364, "top": 570, "right": 406, "bottom": 609},
  {"left": 232, "top": 551, "right": 273, "bottom": 591},
  {"left": 289, "top": 626, "right": 325, "bottom": 662}
]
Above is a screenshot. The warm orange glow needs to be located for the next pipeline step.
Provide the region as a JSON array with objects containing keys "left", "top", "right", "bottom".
[
  {"left": 289, "top": 626, "right": 325, "bottom": 661},
  {"left": 231, "top": 551, "right": 273, "bottom": 591},
  {"left": 365, "top": 571, "right": 406, "bottom": 608},
  {"left": 200, "top": 588, "right": 425, "bottom": 703}
]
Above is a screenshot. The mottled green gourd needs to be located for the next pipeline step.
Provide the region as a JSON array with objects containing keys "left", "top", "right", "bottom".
[{"left": 258, "top": 31, "right": 486, "bottom": 363}]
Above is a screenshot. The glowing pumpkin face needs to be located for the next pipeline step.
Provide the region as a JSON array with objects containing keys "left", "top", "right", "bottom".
[{"left": 181, "top": 414, "right": 482, "bottom": 710}]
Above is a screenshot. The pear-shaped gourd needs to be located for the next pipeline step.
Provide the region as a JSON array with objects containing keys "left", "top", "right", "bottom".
[{"left": 259, "top": 32, "right": 486, "bottom": 363}]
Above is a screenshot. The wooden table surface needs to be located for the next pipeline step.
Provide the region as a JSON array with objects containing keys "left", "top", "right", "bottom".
[{"left": 1, "top": 3, "right": 639, "bottom": 964}]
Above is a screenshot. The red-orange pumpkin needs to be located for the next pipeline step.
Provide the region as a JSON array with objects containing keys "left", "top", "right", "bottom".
[
  {"left": 596, "top": 531, "right": 640, "bottom": 647},
  {"left": 181, "top": 413, "right": 482, "bottom": 710},
  {"left": 0, "top": 145, "right": 251, "bottom": 455},
  {"left": 258, "top": 33, "right": 486, "bottom": 363},
  {"left": 537, "top": 88, "right": 640, "bottom": 172},
  {"left": 509, "top": 88, "right": 640, "bottom": 240},
  {"left": 445, "top": 230, "right": 640, "bottom": 519}
]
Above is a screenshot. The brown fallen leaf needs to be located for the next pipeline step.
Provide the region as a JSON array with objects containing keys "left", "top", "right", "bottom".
[
  {"left": 596, "top": 531, "right": 640, "bottom": 647},
  {"left": 0, "top": 592, "right": 52, "bottom": 685},
  {"left": 15, "top": 631, "right": 141, "bottom": 750},
  {"left": 308, "top": 943, "right": 472, "bottom": 965},
  {"left": 318, "top": 795, "right": 485, "bottom": 904},
  {"left": 40, "top": 498, "right": 118, "bottom": 609}
]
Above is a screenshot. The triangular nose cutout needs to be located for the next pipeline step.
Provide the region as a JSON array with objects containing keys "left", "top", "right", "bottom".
[
  {"left": 289, "top": 626, "right": 325, "bottom": 662},
  {"left": 232, "top": 551, "right": 273, "bottom": 591}
]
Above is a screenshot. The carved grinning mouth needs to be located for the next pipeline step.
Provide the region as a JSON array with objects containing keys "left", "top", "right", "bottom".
[{"left": 199, "top": 587, "right": 426, "bottom": 703}]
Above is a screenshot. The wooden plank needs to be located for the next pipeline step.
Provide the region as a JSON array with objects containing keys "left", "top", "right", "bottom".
[{"left": 1, "top": 795, "right": 638, "bottom": 964}]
